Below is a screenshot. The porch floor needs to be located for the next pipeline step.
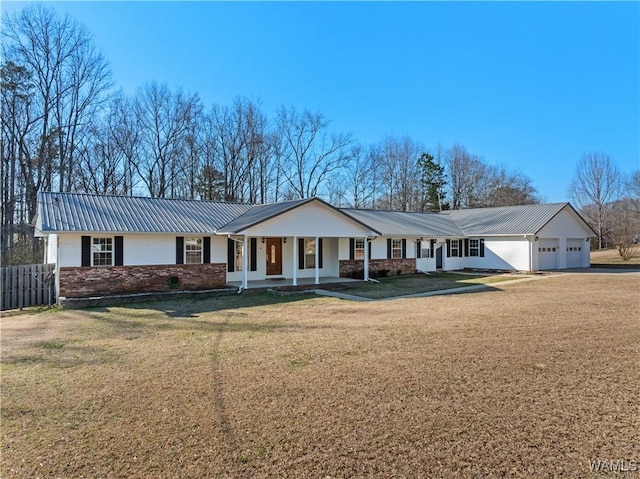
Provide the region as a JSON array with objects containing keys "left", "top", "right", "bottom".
[{"left": 227, "top": 276, "right": 362, "bottom": 290}]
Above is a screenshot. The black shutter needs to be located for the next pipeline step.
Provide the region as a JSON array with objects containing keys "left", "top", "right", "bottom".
[
  {"left": 368, "top": 239, "right": 372, "bottom": 259},
  {"left": 115, "top": 236, "right": 124, "bottom": 266},
  {"left": 464, "top": 239, "right": 469, "bottom": 257},
  {"left": 387, "top": 238, "right": 392, "bottom": 259},
  {"left": 203, "top": 237, "right": 211, "bottom": 264},
  {"left": 430, "top": 239, "right": 435, "bottom": 259},
  {"left": 480, "top": 238, "right": 485, "bottom": 257},
  {"left": 416, "top": 240, "right": 422, "bottom": 259},
  {"left": 349, "top": 238, "right": 355, "bottom": 260},
  {"left": 298, "top": 238, "right": 305, "bottom": 269},
  {"left": 446, "top": 239, "right": 451, "bottom": 257},
  {"left": 319, "top": 238, "right": 323, "bottom": 268},
  {"left": 176, "top": 237, "right": 184, "bottom": 264},
  {"left": 401, "top": 239, "right": 407, "bottom": 259},
  {"left": 81, "top": 236, "right": 91, "bottom": 267},
  {"left": 250, "top": 238, "right": 257, "bottom": 271},
  {"left": 227, "top": 238, "right": 234, "bottom": 272}
]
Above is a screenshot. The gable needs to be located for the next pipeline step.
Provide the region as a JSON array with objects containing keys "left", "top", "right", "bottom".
[
  {"left": 537, "top": 205, "right": 595, "bottom": 237},
  {"left": 238, "top": 200, "right": 377, "bottom": 238}
]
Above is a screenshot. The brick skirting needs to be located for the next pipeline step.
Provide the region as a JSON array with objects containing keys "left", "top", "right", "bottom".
[
  {"left": 59, "top": 263, "right": 227, "bottom": 298},
  {"left": 339, "top": 258, "right": 416, "bottom": 279}
]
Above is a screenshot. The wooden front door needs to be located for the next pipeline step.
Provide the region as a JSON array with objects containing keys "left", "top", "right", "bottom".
[{"left": 266, "top": 238, "right": 282, "bottom": 275}]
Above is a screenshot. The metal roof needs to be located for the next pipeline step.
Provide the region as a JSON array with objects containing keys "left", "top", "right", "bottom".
[
  {"left": 443, "top": 203, "right": 570, "bottom": 236},
  {"left": 342, "top": 209, "right": 466, "bottom": 237},
  {"left": 36, "top": 192, "right": 588, "bottom": 239},
  {"left": 36, "top": 192, "right": 253, "bottom": 234}
]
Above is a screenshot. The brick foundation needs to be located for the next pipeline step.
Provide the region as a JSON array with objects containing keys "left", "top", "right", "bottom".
[
  {"left": 339, "top": 258, "right": 416, "bottom": 279},
  {"left": 59, "top": 263, "right": 227, "bottom": 298}
]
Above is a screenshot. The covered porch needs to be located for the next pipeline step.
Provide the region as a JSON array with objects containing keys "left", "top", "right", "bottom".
[{"left": 227, "top": 276, "right": 364, "bottom": 290}]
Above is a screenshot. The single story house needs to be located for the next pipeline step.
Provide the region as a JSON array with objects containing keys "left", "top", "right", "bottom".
[{"left": 34, "top": 192, "right": 596, "bottom": 299}]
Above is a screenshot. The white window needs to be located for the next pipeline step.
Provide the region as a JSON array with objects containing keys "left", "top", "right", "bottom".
[
  {"left": 92, "top": 237, "right": 113, "bottom": 266},
  {"left": 469, "top": 239, "right": 480, "bottom": 257},
  {"left": 450, "top": 239, "right": 460, "bottom": 257},
  {"left": 391, "top": 239, "right": 402, "bottom": 259},
  {"left": 305, "top": 238, "right": 316, "bottom": 268},
  {"left": 185, "top": 238, "right": 203, "bottom": 264},
  {"left": 355, "top": 239, "right": 365, "bottom": 260},
  {"left": 420, "top": 241, "right": 431, "bottom": 258}
]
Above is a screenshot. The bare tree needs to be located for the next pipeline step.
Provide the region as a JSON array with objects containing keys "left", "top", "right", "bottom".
[
  {"left": 485, "top": 165, "right": 538, "bottom": 207},
  {"left": 569, "top": 151, "right": 621, "bottom": 249},
  {"left": 276, "top": 106, "right": 353, "bottom": 199},
  {"left": 133, "top": 82, "right": 202, "bottom": 198},
  {"left": 370, "top": 135, "right": 422, "bottom": 211},
  {"left": 445, "top": 144, "right": 489, "bottom": 209},
  {"left": 1, "top": 4, "right": 111, "bottom": 263}
]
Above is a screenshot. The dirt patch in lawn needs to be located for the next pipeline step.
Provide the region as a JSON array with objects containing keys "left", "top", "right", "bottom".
[
  {"left": 2, "top": 274, "right": 639, "bottom": 478},
  {"left": 342, "top": 272, "right": 516, "bottom": 299}
]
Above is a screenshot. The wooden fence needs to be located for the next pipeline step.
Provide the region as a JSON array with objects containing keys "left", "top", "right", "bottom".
[{"left": 1, "top": 263, "right": 56, "bottom": 311}]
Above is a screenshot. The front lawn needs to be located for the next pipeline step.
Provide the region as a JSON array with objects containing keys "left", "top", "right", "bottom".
[
  {"left": 2, "top": 274, "right": 638, "bottom": 478},
  {"left": 342, "top": 272, "right": 516, "bottom": 299}
]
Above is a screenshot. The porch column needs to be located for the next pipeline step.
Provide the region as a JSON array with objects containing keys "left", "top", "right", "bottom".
[
  {"left": 292, "top": 236, "right": 298, "bottom": 286},
  {"left": 364, "top": 237, "right": 369, "bottom": 281},
  {"left": 314, "top": 236, "right": 320, "bottom": 284},
  {"left": 242, "top": 235, "right": 248, "bottom": 290}
]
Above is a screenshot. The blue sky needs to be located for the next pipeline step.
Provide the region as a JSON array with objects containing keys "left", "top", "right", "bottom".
[{"left": 3, "top": 1, "right": 639, "bottom": 203}]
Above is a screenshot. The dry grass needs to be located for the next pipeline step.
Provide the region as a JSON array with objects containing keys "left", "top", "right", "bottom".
[
  {"left": 2, "top": 273, "right": 639, "bottom": 478},
  {"left": 342, "top": 272, "right": 515, "bottom": 299},
  {"left": 591, "top": 245, "right": 640, "bottom": 265}
]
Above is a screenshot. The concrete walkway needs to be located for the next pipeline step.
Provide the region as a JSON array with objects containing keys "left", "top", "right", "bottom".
[{"left": 312, "top": 274, "right": 554, "bottom": 302}]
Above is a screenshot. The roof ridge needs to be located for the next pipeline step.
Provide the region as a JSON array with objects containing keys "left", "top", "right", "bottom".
[{"left": 40, "top": 191, "right": 254, "bottom": 206}]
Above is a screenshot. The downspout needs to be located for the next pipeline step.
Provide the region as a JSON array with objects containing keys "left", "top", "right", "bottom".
[{"left": 55, "top": 235, "right": 60, "bottom": 304}]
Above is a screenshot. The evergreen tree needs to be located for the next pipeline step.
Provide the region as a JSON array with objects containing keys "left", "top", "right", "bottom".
[{"left": 418, "top": 152, "right": 448, "bottom": 212}]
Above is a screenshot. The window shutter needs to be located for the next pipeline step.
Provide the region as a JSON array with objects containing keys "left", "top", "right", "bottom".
[
  {"left": 401, "top": 239, "right": 407, "bottom": 259},
  {"left": 464, "top": 239, "right": 469, "bottom": 257},
  {"left": 115, "top": 236, "right": 124, "bottom": 266},
  {"left": 298, "top": 238, "right": 305, "bottom": 269},
  {"left": 203, "top": 237, "right": 211, "bottom": 264},
  {"left": 416, "top": 240, "right": 421, "bottom": 259},
  {"left": 430, "top": 240, "right": 435, "bottom": 259},
  {"left": 349, "top": 238, "right": 355, "bottom": 260},
  {"left": 446, "top": 239, "right": 451, "bottom": 257},
  {"left": 81, "top": 236, "right": 91, "bottom": 267},
  {"left": 480, "top": 238, "right": 485, "bottom": 257},
  {"left": 319, "top": 238, "right": 323, "bottom": 269},
  {"left": 368, "top": 240, "right": 372, "bottom": 259},
  {"left": 176, "top": 237, "right": 184, "bottom": 264},
  {"left": 250, "top": 238, "right": 257, "bottom": 271},
  {"left": 387, "top": 238, "right": 392, "bottom": 259},
  {"left": 227, "top": 238, "right": 234, "bottom": 272}
]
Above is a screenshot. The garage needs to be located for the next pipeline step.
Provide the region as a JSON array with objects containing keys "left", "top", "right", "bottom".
[
  {"left": 566, "top": 238, "right": 584, "bottom": 268},
  {"left": 538, "top": 239, "right": 558, "bottom": 270}
]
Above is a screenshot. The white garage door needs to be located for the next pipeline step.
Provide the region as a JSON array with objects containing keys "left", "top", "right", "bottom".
[
  {"left": 566, "top": 239, "right": 583, "bottom": 268},
  {"left": 538, "top": 239, "right": 558, "bottom": 270}
]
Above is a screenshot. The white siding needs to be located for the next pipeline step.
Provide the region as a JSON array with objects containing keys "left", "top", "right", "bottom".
[
  {"left": 476, "top": 238, "right": 531, "bottom": 271},
  {"left": 58, "top": 233, "right": 223, "bottom": 268},
  {"left": 45, "top": 234, "right": 58, "bottom": 265},
  {"left": 123, "top": 234, "right": 177, "bottom": 265},
  {"left": 243, "top": 201, "right": 374, "bottom": 237},
  {"left": 59, "top": 234, "right": 82, "bottom": 267}
]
